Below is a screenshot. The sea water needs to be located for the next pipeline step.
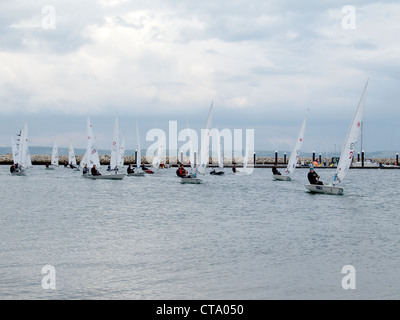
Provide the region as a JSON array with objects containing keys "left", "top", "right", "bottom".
[{"left": 0, "top": 165, "right": 399, "bottom": 299}]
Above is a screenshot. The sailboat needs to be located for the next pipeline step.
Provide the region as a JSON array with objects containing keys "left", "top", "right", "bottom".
[
  {"left": 109, "top": 114, "right": 121, "bottom": 172},
  {"left": 68, "top": 140, "right": 79, "bottom": 170},
  {"left": 128, "top": 119, "right": 145, "bottom": 177},
  {"left": 82, "top": 116, "right": 126, "bottom": 180},
  {"left": 46, "top": 141, "right": 59, "bottom": 170},
  {"left": 119, "top": 135, "right": 125, "bottom": 169},
  {"left": 196, "top": 101, "right": 213, "bottom": 176},
  {"left": 305, "top": 79, "right": 369, "bottom": 195},
  {"left": 11, "top": 135, "right": 19, "bottom": 166},
  {"left": 180, "top": 125, "right": 202, "bottom": 184},
  {"left": 274, "top": 108, "right": 309, "bottom": 181},
  {"left": 150, "top": 134, "right": 165, "bottom": 173},
  {"left": 12, "top": 122, "right": 32, "bottom": 175}
]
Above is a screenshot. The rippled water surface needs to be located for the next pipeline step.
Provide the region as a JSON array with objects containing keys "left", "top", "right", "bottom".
[{"left": 1, "top": 165, "right": 399, "bottom": 299}]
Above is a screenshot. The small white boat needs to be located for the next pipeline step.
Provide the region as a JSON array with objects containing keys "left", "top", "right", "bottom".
[
  {"left": 11, "top": 122, "right": 32, "bottom": 175},
  {"left": 11, "top": 169, "right": 25, "bottom": 176},
  {"left": 304, "top": 184, "right": 343, "bottom": 195},
  {"left": 274, "top": 109, "right": 309, "bottom": 181},
  {"left": 127, "top": 119, "right": 146, "bottom": 177},
  {"left": 181, "top": 174, "right": 202, "bottom": 184},
  {"left": 273, "top": 174, "right": 291, "bottom": 181},
  {"left": 82, "top": 173, "right": 126, "bottom": 180},
  {"left": 127, "top": 171, "right": 145, "bottom": 177},
  {"left": 304, "top": 79, "right": 369, "bottom": 195}
]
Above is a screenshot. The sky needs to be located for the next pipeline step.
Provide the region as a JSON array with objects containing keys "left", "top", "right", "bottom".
[{"left": 0, "top": 0, "right": 399, "bottom": 154}]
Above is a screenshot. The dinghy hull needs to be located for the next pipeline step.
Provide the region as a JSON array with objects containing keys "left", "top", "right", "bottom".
[
  {"left": 127, "top": 172, "right": 145, "bottom": 177},
  {"left": 83, "top": 173, "right": 126, "bottom": 180},
  {"left": 304, "top": 184, "right": 343, "bottom": 195},
  {"left": 273, "top": 174, "right": 291, "bottom": 181},
  {"left": 180, "top": 177, "right": 202, "bottom": 184}
]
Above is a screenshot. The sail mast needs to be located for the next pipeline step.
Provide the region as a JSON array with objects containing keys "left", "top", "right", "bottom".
[{"left": 333, "top": 79, "right": 369, "bottom": 184}]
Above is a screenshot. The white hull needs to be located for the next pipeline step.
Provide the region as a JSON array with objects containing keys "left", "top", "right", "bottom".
[
  {"left": 304, "top": 184, "right": 344, "bottom": 195},
  {"left": 273, "top": 174, "right": 291, "bottom": 181},
  {"left": 127, "top": 172, "right": 145, "bottom": 177},
  {"left": 83, "top": 173, "right": 126, "bottom": 180},
  {"left": 11, "top": 170, "right": 25, "bottom": 176},
  {"left": 180, "top": 177, "right": 202, "bottom": 184}
]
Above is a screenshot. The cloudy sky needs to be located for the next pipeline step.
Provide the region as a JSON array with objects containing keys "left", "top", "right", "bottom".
[{"left": 0, "top": 0, "right": 399, "bottom": 154}]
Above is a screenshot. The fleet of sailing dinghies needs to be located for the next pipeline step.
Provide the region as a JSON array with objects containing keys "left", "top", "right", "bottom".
[
  {"left": 273, "top": 108, "right": 309, "bottom": 181},
  {"left": 304, "top": 79, "right": 369, "bottom": 195},
  {"left": 82, "top": 116, "right": 126, "bottom": 180},
  {"left": 8, "top": 82, "right": 373, "bottom": 191}
]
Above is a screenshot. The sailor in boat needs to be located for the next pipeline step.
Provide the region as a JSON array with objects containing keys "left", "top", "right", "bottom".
[
  {"left": 45, "top": 162, "right": 50, "bottom": 168},
  {"left": 307, "top": 167, "right": 323, "bottom": 185},
  {"left": 210, "top": 168, "right": 217, "bottom": 175},
  {"left": 83, "top": 164, "right": 89, "bottom": 175},
  {"left": 272, "top": 163, "right": 281, "bottom": 175},
  {"left": 232, "top": 164, "right": 237, "bottom": 173},
  {"left": 91, "top": 164, "right": 102, "bottom": 176},
  {"left": 64, "top": 161, "right": 68, "bottom": 167},
  {"left": 127, "top": 164, "right": 135, "bottom": 174},
  {"left": 10, "top": 163, "right": 16, "bottom": 173},
  {"left": 69, "top": 163, "right": 77, "bottom": 169},
  {"left": 141, "top": 164, "right": 154, "bottom": 174},
  {"left": 176, "top": 164, "right": 188, "bottom": 178}
]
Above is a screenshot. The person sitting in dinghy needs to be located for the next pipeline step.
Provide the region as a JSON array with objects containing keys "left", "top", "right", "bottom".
[
  {"left": 127, "top": 164, "right": 135, "bottom": 174},
  {"left": 91, "top": 164, "right": 101, "bottom": 176},
  {"left": 83, "top": 164, "right": 88, "bottom": 174},
  {"left": 308, "top": 167, "right": 323, "bottom": 185},
  {"left": 272, "top": 163, "right": 281, "bottom": 175},
  {"left": 232, "top": 164, "right": 237, "bottom": 173},
  {"left": 176, "top": 164, "right": 188, "bottom": 178},
  {"left": 10, "top": 163, "right": 16, "bottom": 173}
]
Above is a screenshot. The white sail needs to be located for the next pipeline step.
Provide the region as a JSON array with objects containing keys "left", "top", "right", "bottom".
[
  {"left": 24, "top": 122, "right": 32, "bottom": 167},
  {"left": 18, "top": 122, "right": 32, "bottom": 168},
  {"left": 110, "top": 115, "right": 120, "bottom": 170},
  {"left": 188, "top": 127, "right": 195, "bottom": 170},
  {"left": 86, "top": 116, "right": 100, "bottom": 168},
  {"left": 51, "top": 142, "right": 59, "bottom": 166},
  {"left": 118, "top": 135, "right": 125, "bottom": 168},
  {"left": 198, "top": 101, "right": 213, "bottom": 174},
  {"left": 334, "top": 79, "right": 369, "bottom": 184},
  {"left": 80, "top": 152, "right": 87, "bottom": 168},
  {"left": 11, "top": 136, "right": 19, "bottom": 164},
  {"left": 151, "top": 134, "right": 165, "bottom": 170},
  {"left": 285, "top": 108, "right": 309, "bottom": 175},
  {"left": 68, "top": 140, "right": 77, "bottom": 165}
]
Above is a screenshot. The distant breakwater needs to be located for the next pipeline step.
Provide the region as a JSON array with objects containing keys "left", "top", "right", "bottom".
[{"left": 0, "top": 154, "right": 399, "bottom": 167}]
